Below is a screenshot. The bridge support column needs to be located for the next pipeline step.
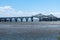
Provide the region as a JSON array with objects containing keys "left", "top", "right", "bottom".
[
  {"left": 0, "top": 20, "right": 1, "bottom": 22},
  {"left": 31, "top": 17, "right": 33, "bottom": 22},
  {"left": 39, "top": 18, "right": 41, "bottom": 22},
  {"left": 20, "top": 18, "right": 23, "bottom": 22},
  {"left": 0, "top": 18, "right": 1, "bottom": 22},
  {"left": 9, "top": 18, "right": 12, "bottom": 22},
  {"left": 15, "top": 18, "right": 18, "bottom": 22},
  {"left": 25, "top": 18, "right": 29, "bottom": 22},
  {"left": 4, "top": 18, "right": 7, "bottom": 22},
  {"left": 39, "top": 17, "right": 42, "bottom": 21}
]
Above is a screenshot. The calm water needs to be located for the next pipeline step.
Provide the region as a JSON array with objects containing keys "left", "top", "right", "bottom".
[{"left": 0, "top": 22, "right": 60, "bottom": 40}]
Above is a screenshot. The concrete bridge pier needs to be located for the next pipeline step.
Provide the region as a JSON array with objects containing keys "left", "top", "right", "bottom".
[
  {"left": 39, "top": 18, "right": 41, "bottom": 21},
  {"left": 9, "top": 18, "right": 12, "bottom": 22},
  {"left": 15, "top": 18, "right": 18, "bottom": 22},
  {"left": 0, "top": 18, "right": 1, "bottom": 22},
  {"left": 20, "top": 18, "right": 23, "bottom": 22},
  {"left": 39, "top": 17, "right": 42, "bottom": 21},
  {"left": 25, "top": 18, "right": 29, "bottom": 22},
  {"left": 0, "top": 20, "right": 1, "bottom": 22},
  {"left": 31, "top": 17, "right": 33, "bottom": 22},
  {"left": 4, "top": 18, "right": 7, "bottom": 22}
]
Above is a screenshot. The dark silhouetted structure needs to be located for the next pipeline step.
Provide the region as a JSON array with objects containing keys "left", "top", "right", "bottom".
[{"left": 0, "top": 13, "right": 59, "bottom": 22}]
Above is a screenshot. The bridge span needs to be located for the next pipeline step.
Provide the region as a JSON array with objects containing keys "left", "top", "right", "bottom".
[
  {"left": 0, "top": 16, "right": 35, "bottom": 22},
  {"left": 0, "top": 16, "right": 58, "bottom": 22}
]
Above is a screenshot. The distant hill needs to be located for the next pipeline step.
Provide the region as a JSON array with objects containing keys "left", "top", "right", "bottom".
[{"left": 32, "top": 13, "right": 57, "bottom": 18}]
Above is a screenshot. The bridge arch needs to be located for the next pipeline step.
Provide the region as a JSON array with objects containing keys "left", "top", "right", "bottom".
[{"left": 0, "top": 16, "right": 34, "bottom": 22}]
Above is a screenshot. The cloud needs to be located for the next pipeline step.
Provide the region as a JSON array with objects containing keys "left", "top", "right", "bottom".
[
  {"left": 0, "top": 6, "right": 41, "bottom": 17},
  {"left": 0, "top": 6, "right": 26, "bottom": 17},
  {"left": 0, "top": 6, "right": 60, "bottom": 17},
  {"left": 0, "top": 6, "right": 39, "bottom": 17}
]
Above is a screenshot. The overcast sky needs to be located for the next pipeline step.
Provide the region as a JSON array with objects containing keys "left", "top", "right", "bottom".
[{"left": 0, "top": 0, "right": 60, "bottom": 17}]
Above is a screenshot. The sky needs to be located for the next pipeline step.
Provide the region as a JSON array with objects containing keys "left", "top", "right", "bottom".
[{"left": 0, "top": 0, "right": 60, "bottom": 17}]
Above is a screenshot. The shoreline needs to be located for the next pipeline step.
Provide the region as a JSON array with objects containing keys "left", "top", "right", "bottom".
[{"left": 0, "top": 21, "right": 60, "bottom": 25}]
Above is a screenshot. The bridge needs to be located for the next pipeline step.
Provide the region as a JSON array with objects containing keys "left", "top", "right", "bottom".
[
  {"left": 0, "top": 16, "right": 35, "bottom": 22},
  {"left": 0, "top": 14, "right": 58, "bottom": 22}
]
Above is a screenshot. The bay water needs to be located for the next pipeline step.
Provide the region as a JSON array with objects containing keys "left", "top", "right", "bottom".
[{"left": 0, "top": 22, "right": 60, "bottom": 40}]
